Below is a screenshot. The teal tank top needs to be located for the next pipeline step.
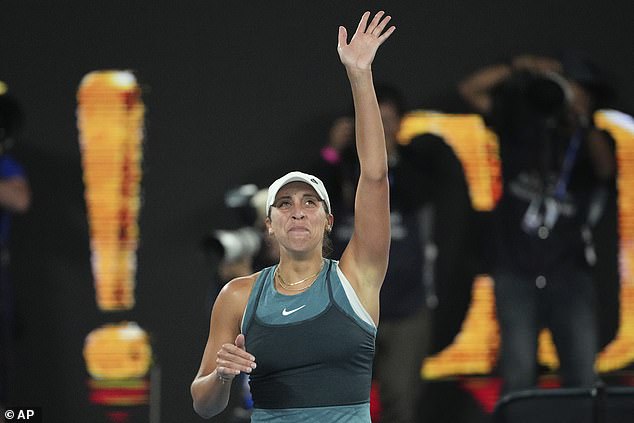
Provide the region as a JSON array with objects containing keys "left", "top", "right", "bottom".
[{"left": 242, "top": 259, "right": 376, "bottom": 422}]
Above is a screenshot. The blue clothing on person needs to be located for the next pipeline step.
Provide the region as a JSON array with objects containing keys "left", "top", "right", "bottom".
[
  {"left": 0, "top": 153, "right": 27, "bottom": 402},
  {"left": 0, "top": 154, "right": 25, "bottom": 246}
]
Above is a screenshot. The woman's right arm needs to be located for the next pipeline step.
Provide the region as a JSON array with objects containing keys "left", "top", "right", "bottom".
[{"left": 191, "top": 277, "right": 257, "bottom": 418}]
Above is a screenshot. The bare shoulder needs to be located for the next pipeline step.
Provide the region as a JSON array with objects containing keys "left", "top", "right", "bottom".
[
  {"left": 220, "top": 272, "right": 259, "bottom": 297},
  {"left": 216, "top": 272, "right": 260, "bottom": 314}
]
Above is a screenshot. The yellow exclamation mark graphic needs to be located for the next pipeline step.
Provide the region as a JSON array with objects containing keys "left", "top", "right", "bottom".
[{"left": 78, "top": 71, "right": 153, "bottom": 421}]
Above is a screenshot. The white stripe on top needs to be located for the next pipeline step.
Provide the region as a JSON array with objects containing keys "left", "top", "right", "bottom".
[{"left": 335, "top": 263, "right": 377, "bottom": 329}]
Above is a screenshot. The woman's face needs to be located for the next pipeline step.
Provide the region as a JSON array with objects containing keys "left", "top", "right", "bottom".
[{"left": 266, "top": 182, "right": 333, "bottom": 255}]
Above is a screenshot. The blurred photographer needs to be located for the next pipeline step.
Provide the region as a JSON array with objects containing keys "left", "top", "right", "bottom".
[
  {"left": 459, "top": 54, "right": 616, "bottom": 395},
  {"left": 205, "top": 185, "right": 279, "bottom": 288},
  {"left": 0, "top": 83, "right": 31, "bottom": 407}
]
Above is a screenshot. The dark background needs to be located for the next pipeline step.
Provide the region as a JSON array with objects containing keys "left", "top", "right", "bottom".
[{"left": 1, "top": 1, "right": 633, "bottom": 422}]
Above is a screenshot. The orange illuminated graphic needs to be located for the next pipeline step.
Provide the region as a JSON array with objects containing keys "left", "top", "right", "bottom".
[
  {"left": 78, "top": 71, "right": 152, "bottom": 415},
  {"left": 84, "top": 322, "right": 152, "bottom": 406},
  {"left": 77, "top": 71, "right": 143, "bottom": 311},
  {"left": 398, "top": 110, "right": 634, "bottom": 379},
  {"left": 84, "top": 321, "right": 152, "bottom": 380},
  {"left": 398, "top": 112, "right": 502, "bottom": 211}
]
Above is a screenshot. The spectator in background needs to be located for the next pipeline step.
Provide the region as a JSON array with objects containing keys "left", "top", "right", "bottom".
[
  {"left": 0, "top": 83, "right": 32, "bottom": 407},
  {"left": 313, "top": 83, "right": 475, "bottom": 422},
  {"left": 458, "top": 54, "right": 616, "bottom": 395}
]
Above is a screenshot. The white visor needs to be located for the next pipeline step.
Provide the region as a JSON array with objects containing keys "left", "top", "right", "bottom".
[{"left": 266, "top": 171, "right": 331, "bottom": 216}]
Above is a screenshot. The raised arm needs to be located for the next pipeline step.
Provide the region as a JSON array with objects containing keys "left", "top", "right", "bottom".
[
  {"left": 458, "top": 55, "right": 563, "bottom": 115},
  {"left": 458, "top": 63, "right": 511, "bottom": 114},
  {"left": 337, "top": 11, "right": 394, "bottom": 322}
]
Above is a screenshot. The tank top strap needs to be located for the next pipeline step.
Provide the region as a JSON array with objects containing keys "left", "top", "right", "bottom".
[
  {"left": 241, "top": 266, "right": 274, "bottom": 334},
  {"left": 324, "top": 259, "right": 335, "bottom": 302}
]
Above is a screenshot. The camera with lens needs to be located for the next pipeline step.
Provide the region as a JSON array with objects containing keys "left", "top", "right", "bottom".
[
  {"left": 491, "top": 69, "right": 572, "bottom": 134},
  {"left": 203, "top": 184, "right": 268, "bottom": 265},
  {"left": 206, "top": 226, "right": 262, "bottom": 264},
  {"left": 523, "top": 72, "right": 569, "bottom": 119}
]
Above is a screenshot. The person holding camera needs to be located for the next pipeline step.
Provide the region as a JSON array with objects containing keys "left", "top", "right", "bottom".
[
  {"left": 459, "top": 54, "right": 616, "bottom": 395},
  {"left": 191, "top": 11, "right": 394, "bottom": 422}
]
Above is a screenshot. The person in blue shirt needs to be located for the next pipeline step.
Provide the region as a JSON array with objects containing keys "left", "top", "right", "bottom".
[
  {"left": 0, "top": 86, "right": 32, "bottom": 405},
  {"left": 192, "top": 11, "right": 394, "bottom": 422}
]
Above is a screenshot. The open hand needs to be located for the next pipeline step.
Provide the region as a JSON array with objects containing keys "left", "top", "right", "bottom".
[{"left": 337, "top": 11, "right": 395, "bottom": 71}]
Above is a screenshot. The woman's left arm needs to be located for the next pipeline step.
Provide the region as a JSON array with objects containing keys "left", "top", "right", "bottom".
[{"left": 337, "top": 11, "right": 395, "bottom": 322}]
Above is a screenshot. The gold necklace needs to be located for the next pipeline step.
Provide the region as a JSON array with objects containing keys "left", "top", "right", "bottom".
[
  {"left": 277, "top": 275, "right": 318, "bottom": 292},
  {"left": 276, "top": 262, "right": 323, "bottom": 291}
]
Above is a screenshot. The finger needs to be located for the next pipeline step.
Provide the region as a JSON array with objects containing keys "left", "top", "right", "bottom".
[
  {"left": 217, "top": 349, "right": 256, "bottom": 372},
  {"left": 235, "top": 333, "right": 246, "bottom": 350},
  {"left": 366, "top": 11, "right": 385, "bottom": 34},
  {"left": 337, "top": 26, "right": 348, "bottom": 49},
  {"left": 372, "top": 14, "right": 392, "bottom": 36},
  {"left": 221, "top": 342, "right": 255, "bottom": 362},
  {"left": 355, "top": 11, "right": 371, "bottom": 35},
  {"left": 377, "top": 25, "right": 396, "bottom": 44},
  {"left": 217, "top": 356, "right": 254, "bottom": 374}
]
